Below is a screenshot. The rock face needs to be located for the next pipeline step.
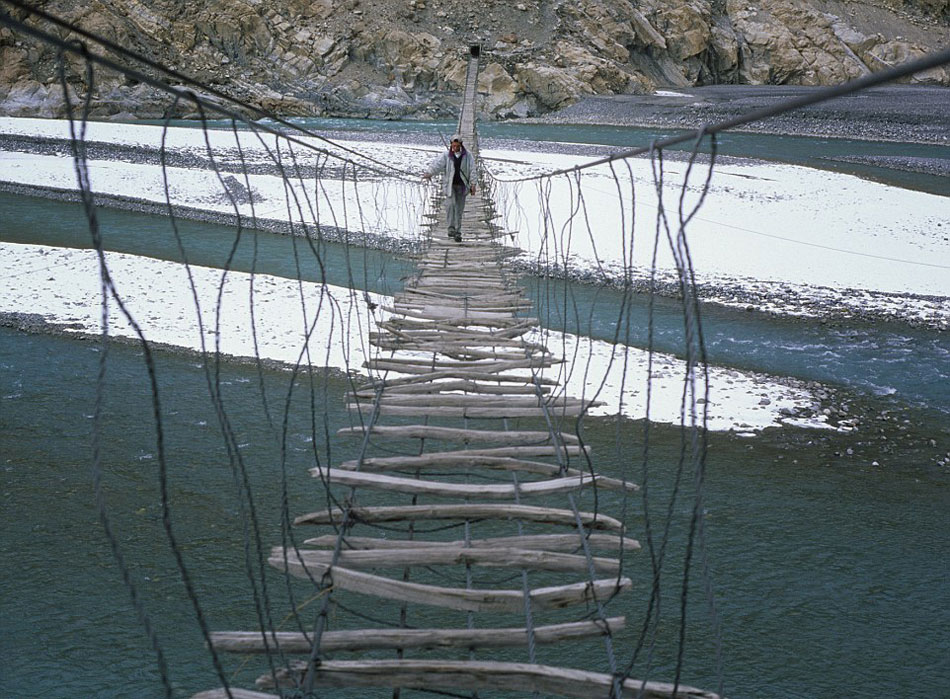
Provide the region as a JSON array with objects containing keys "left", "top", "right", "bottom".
[{"left": 1, "top": 0, "right": 947, "bottom": 120}]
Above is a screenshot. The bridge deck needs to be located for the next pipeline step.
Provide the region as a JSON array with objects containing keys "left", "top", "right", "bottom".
[{"left": 196, "top": 49, "right": 718, "bottom": 699}]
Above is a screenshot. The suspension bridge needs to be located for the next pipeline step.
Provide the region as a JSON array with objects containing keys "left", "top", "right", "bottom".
[
  {"left": 194, "top": 47, "right": 716, "bottom": 699},
  {"left": 4, "top": 3, "right": 947, "bottom": 696}
]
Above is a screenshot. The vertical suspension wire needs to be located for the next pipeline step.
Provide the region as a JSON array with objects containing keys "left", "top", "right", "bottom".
[
  {"left": 158, "top": 93, "right": 283, "bottom": 688},
  {"left": 624, "top": 142, "right": 671, "bottom": 686},
  {"left": 59, "top": 44, "right": 174, "bottom": 699},
  {"left": 58, "top": 43, "right": 238, "bottom": 697},
  {"left": 669, "top": 130, "right": 725, "bottom": 698},
  {"left": 191, "top": 99, "right": 294, "bottom": 686}
]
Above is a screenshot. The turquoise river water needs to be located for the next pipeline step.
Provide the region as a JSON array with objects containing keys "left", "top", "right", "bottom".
[{"left": 1, "top": 120, "right": 948, "bottom": 698}]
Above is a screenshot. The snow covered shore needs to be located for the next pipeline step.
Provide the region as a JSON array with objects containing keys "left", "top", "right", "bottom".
[
  {"left": 1, "top": 117, "right": 946, "bottom": 328},
  {"left": 0, "top": 241, "right": 824, "bottom": 432},
  {"left": 1, "top": 117, "right": 946, "bottom": 432}
]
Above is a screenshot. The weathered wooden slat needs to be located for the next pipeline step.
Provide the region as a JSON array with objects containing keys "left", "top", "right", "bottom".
[
  {"left": 310, "top": 468, "right": 617, "bottom": 499},
  {"left": 347, "top": 403, "right": 592, "bottom": 419},
  {"left": 368, "top": 355, "right": 558, "bottom": 370},
  {"left": 341, "top": 445, "right": 589, "bottom": 464},
  {"left": 351, "top": 379, "right": 551, "bottom": 397},
  {"left": 270, "top": 555, "right": 631, "bottom": 612},
  {"left": 272, "top": 544, "right": 620, "bottom": 574},
  {"left": 335, "top": 454, "right": 567, "bottom": 475},
  {"left": 380, "top": 318, "right": 536, "bottom": 338},
  {"left": 371, "top": 331, "right": 539, "bottom": 348},
  {"left": 411, "top": 278, "right": 514, "bottom": 288},
  {"left": 397, "top": 296, "right": 530, "bottom": 310},
  {"left": 398, "top": 293, "right": 517, "bottom": 304},
  {"left": 336, "top": 424, "right": 580, "bottom": 445},
  {"left": 376, "top": 306, "right": 530, "bottom": 327},
  {"left": 353, "top": 394, "right": 593, "bottom": 409},
  {"left": 255, "top": 660, "right": 719, "bottom": 698},
  {"left": 302, "top": 533, "right": 640, "bottom": 552},
  {"left": 382, "top": 303, "right": 513, "bottom": 321},
  {"left": 402, "top": 285, "right": 525, "bottom": 299},
  {"left": 359, "top": 368, "right": 559, "bottom": 388},
  {"left": 294, "top": 504, "right": 624, "bottom": 531},
  {"left": 210, "top": 617, "right": 626, "bottom": 654},
  {"left": 386, "top": 302, "right": 535, "bottom": 314},
  {"left": 192, "top": 690, "right": 278, "bottom": 699},
  {"left": 366, "top": 357, "right": 560, "bottom": 376},
  {"left": 328, "top": 456, "right": 636, "bottom": 492},
  {"left": 370, "top": 338, "right": 544, "bottom": 353},
  {"left": 412, "top": 270, "right": 509, "bottom": 279},
  {"left": 368, "top": 346, "right": 549, "bottom": 362}
]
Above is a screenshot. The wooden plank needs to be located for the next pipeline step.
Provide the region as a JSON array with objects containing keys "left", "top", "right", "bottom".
[
  {"left": 358, "top": 368, "right": 559, "bottom": 387},
  {"left": 368, "top": 355, "right": 558, "bottom": 370},
  {"left": 255, "top": 660, "right": 719, "bottom": 698},
  {"left": 371, "top": 339, "right": 544, "bottom": 353},
  {"left": 340, "top": 445, "right": 589, "bottom": 465},
  {"left": 273, "top": 544, "right": 621, "bottom": 574},
  {"left": 376, "top": 306, "right": 529, "bottom": 327},
  {"left": 310, "top": 468, "right": 615, "bottom": 499},
  {"left": 336, "top": 424, "right": 580, "bottom": 445},
  {"left": 370, "top": 331, "right": 538, "bottom": 348},
  {"left": 368, "top": 346, "right": 549, "bottom": 362},
  {"left": 335, "top": 454, "right": 571, "bottom": 475},
  {"left": 385, "top": 302, "right": 535, "bottom": 314},
  {"left": 270, "top": 555, "right": 632, "bottom": 612},
  {"left": 192, "top": 690, "right": 278, "bottom": 699},
  {"left": 294, "top": 504, "right": 624, "bottom": 531},
  {"left": 210, "top": 618, "right": 626, "bottom": 653},
  {"left": 403, "top": 285, "right": 524, "bottom": 299},
  {"left": 354, "top": 394, "right": 593, "bottom": 409},
  {"left": 302, "top": 533, "right": 640, "bottom": 552},
  {"left": 347, "top": 404, "right": 592, "bottom": 418},
  {"left": 326, "top": 457, "right": 636, "bottom": 492},
  {"left": 381, "top": 304, "right": 513, "bottom": 321},
  {"left": 380, "top": 318, "right": 536, "bottom": 338},
  {"left": 366, "top": 357, "right": 560, "bottom": 374},
  {"left": 351, "top": 379, "right": 552, "bottom": 396}
]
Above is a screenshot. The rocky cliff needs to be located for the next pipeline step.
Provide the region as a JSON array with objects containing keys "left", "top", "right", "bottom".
[{"left": 1, "top": 0, "right": 948, "bottom": 120}]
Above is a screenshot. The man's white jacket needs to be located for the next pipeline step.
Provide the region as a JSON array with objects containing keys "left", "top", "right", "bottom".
[{"left": 426, "top": 148, "right": 475, "bottom": 197}]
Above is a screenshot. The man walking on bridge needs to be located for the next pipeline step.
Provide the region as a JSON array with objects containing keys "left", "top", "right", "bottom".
[{"left": 424, "top": 136, "right": 476, "bottom": 242}]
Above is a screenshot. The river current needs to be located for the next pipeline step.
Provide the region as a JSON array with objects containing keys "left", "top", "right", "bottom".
[{"left": 1, "top": 120, "right": 948, "bottom": 697}]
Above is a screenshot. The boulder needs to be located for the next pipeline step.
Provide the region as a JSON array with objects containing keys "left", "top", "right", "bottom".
[
  {"left": 863, "top": 39, "right": 950, "bottom": 84},
  {"left": 652, "top": 3, "right": 712, "bottom": 61},
  {"left": 629, "top": 9, "right": 667, "bottom": 50},
  {"left": 727, "top": 0, "right": 868, "bottom": 85},
  {"left": 477, "top": 62, "right": 519, "bottom": 115},
  {"left": 554, "top": 41, "right": 631, "bottom": 94},
  {"left": 514, "top": 62, "right": 586, "bottom": 110}
]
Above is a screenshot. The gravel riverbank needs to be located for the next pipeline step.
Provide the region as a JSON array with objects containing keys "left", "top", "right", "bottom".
[{"left": 534, "top": 85, "right": 950, "bottom": 145}]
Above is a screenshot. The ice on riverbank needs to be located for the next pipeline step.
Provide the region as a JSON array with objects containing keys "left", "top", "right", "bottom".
[
  {"left": 0, "top": 241, "right": 826, "bottom": 432},
  {"left": 1, "top": 117, "right": 946, "bottom": 327}
]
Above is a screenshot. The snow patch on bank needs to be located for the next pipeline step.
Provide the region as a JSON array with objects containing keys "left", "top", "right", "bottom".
[
  {"left": 1, "top": 117, "right": 946, "bottom": 327},
  {"left": 0, "top": 242, "right": 826, "bottom": 432}
]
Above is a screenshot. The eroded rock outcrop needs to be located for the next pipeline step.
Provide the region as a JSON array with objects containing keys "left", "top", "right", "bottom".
[{"left": 1, "top": 0, "right": 946, "bottom": 121}]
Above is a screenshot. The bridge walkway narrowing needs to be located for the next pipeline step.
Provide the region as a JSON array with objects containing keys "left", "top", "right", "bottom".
[{"left": 195, "top": 48, "right": 719, "bottom": 699}]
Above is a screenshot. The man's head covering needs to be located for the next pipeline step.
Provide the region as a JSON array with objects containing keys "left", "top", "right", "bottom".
[{"left": 450, "top": 135, "right": 463, "bottom": 144}]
